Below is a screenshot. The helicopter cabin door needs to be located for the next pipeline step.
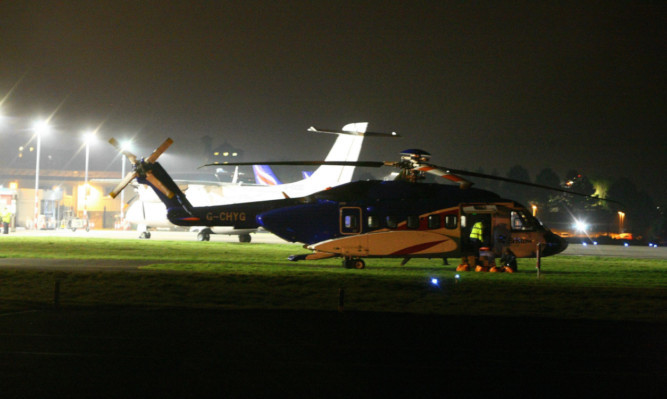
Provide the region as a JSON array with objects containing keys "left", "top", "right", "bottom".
[
  {"left": 340, "top": 207, "right": 362, "bottom": 235},
  {"left": 461, "top": 205, "right": 496, "bottom": 255}
]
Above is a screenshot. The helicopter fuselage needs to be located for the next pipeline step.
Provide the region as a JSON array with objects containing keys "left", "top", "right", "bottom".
[{"left": 165, "top": 179, "right": 568, "bottom": 263}]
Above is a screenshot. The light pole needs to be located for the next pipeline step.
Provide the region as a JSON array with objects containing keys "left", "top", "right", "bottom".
[
  {"left": 119, "top": 140, "right": 131, "bottom": 223},
  {"left": 33, "top": 120, "right": 50, "bottom": 230},
  {"left": 83, "top": 131, "right": 95, "bottom": 226}
]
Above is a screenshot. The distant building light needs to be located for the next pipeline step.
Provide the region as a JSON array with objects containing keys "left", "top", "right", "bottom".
[
  {"left": 232, "top": 152, "right": 238, "bottom": 156},
  {"left": 213, "top": 152, "right": 219, "bottom": 156},
  {"left": 223, "top": 152, "right": 229, "bottom": 156}
]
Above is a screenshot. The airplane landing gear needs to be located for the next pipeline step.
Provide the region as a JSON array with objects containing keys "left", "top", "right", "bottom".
[
  {"left": 139, "top": 231, "right": 151, "bottom": 239},
  {"left": 238, "top": 233, "right": 252, "bottom": 243},
  {"left": 343, "top": 258, "right": 365, "bottom": 269},
  {"left": 197, "top": 228, "right": 212, "bottom": 241}
]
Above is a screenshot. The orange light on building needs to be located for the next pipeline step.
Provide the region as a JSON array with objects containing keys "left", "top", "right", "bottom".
[{"left": 9, "top": 181, "right": 18, "bottom": 190}]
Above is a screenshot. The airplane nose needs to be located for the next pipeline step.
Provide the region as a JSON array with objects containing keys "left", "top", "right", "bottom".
[{"left": 542, "top": 231, "right": 568, "bottom": 256}]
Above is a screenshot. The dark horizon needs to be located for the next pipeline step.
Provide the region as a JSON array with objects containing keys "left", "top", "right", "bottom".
[{"left": 1, "top": 1, "right": 665, "bottom": 203}]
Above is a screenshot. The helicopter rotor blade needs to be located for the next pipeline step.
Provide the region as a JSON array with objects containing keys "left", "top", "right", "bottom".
[
  {"left": 109, "top": 171, "right": 138, "bottom": 199},
  {"left": 146, "top": 138, "right": 174, "bottom": 164},
  {"left": 199, "top": 160, "right": 388, "bottom": 169},
  {"left": 414, "top": 165, "right": 473, "bottom": 189},
  {"left": 108, "top": 138, "right": 138, "bottom": 165},
  {"left": 144, "top": 171, "right": 175, "bottom": 199},
  {"left": 440, "top": 167, "right": 621, "bottom": 204}
]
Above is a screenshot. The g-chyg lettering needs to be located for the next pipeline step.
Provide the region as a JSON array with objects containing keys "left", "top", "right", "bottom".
[{"left": 206, "top": 211, "right": 247, "bottom": 222}]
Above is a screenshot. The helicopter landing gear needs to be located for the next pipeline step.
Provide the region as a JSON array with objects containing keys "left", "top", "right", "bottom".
[
  {"left": 238, "top": 233, "right": 252, "bottom": 243},
  {"left": 343, "top": 257, "right": 365, "bottom": 269},
  {"left": 197, "top": 228, "right": 212, "bottom": 241}
]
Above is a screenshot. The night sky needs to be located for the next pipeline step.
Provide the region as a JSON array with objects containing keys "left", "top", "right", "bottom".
[{"left": 1, "top": 1, "right": 665, "bottom": 202}]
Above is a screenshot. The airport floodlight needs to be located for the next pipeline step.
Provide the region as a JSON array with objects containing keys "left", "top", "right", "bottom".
[
  {"left": 33, "top": 119, "right": 50, "bottom": 136},
  {"left": 83, "top": 130, "right": 96, "bottom": 145}
]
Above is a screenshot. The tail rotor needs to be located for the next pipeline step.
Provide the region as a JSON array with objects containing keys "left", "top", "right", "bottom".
[{"left": 108, "top": 138, "right": 174, "bottom": 199}]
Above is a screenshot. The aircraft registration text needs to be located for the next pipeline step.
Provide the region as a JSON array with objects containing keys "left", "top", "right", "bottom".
[{"left": 206, "top": 211, "right": 247, "bottom": 222}]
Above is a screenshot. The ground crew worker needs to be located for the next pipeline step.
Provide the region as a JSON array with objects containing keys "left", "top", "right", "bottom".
[
  {"left": 470, "top": 220, "right": 484, "bottom": 251},
  {"left": 1, "top": 207, "right": 12, "bottom": 234}
]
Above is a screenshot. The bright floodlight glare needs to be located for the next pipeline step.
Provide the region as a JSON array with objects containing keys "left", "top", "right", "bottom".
[
  {"left": 120, "top": 139, "right": 132, "bottom": 152},
  {"left": 83, "top": 130, "right": 96, "bottom": 144},
  {"left": 574, "top": 220, "right": 588, "bottom": 232},
  {"left": 33, "top": 119, "right": 50, "bottom": 135}
]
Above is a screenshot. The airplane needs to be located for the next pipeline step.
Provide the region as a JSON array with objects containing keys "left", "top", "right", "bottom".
[
  {"left": 107, "top": 138, "right": 608, "bottom": 270},
  {"left": 120, "top": 122, "right": 397, "bottom": 241},
  {"left": 252, "top": 164, "right": 282, "bottom": 186}
]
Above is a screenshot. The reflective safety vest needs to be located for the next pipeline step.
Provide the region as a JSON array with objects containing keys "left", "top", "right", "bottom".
[{"left": 470, "top": 221, "right": 484, "bottom": 240}]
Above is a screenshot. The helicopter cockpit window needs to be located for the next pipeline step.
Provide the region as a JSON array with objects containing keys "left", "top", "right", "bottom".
[
  {"left": 445, "top": 215, "right": 458, "bottom": 229},
  {"left": 406, "top": 216, "right": 419, "bottom": 229},
  {"left": 367, "top": 215, "right": 380, "bottom": 229},
  {"left": 428, "top": 215, "right": 441, "bottom": 229},
  {"left": 386, "top": 216, "right": 398, "bottom": 229},
  {"left": 511, "top": 210, "right": 534, "bottom": 231}
]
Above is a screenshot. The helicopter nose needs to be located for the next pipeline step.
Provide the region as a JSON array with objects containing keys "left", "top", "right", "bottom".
[{"left": 541, "top": 231, "right": 568, "bottom": 256}]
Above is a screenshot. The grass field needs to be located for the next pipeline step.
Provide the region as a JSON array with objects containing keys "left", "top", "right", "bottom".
[{"left": 1, "top": 236, "right": 665, "bottom": 321}]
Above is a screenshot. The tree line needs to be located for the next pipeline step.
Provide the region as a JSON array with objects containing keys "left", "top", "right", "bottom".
[{"left": 466, "top": 166, "right": 665, "bottom": 243}]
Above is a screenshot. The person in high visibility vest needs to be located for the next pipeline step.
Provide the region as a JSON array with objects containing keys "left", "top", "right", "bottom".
[
  {"left": 470, "top": 220, "right": 484, "bottom": 243},
  {"left": 1, "top": 206, "right": 12, "bottom": 234},
  {"left": 469, "top": 220, "right": 486, "bottom": 258}
]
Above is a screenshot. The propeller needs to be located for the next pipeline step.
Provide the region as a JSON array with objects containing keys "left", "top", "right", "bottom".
[{"left": 108, "top": 138, "right": 175, "bottom": 199}]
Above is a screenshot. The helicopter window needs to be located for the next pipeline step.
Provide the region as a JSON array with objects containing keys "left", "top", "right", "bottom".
[
  {"left": 386, "top": 216, "right": 398, "bottom": 229},
  {"left": 511, "top": 211, "right": 534, "bottom": 231},
  {"left": 367, "top": 215, "right": 380, "bottom": 229},
  {"left": 344, "top": 215, "right": 358, "bottom": 230},
  {"left": 445, "top": 215, "right": 458, "bottom": 229},
  {"left": 407, "top": 216, "right": 419, "bottom": 229},
  {"left": 428, "top": 215, "right": 441, "bottom": 229}
]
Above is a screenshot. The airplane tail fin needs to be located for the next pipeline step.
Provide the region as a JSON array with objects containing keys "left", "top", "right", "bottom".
[
  {"left": 253, "top": 164, "right": 283, "bottom": 185},
  {"left": 305, "top": 122, "right": 368, "bottom": 186}
]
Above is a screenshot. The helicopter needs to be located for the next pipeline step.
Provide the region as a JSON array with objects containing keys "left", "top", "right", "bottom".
[{"left": 108, "top": 136, "right": 604, "bottom": 269}]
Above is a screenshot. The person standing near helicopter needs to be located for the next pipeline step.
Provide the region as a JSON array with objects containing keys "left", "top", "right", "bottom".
[{"left": 1, "top": 206, "right": 12, "bottom": 234}]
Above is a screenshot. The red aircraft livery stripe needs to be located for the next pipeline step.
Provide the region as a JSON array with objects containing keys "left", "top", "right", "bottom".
[
  {"left": 179, "top": 217, "right": 201, "bottom": 221},
  {"left": 389, "top": 240, "right": 448, "bottom": 256}
]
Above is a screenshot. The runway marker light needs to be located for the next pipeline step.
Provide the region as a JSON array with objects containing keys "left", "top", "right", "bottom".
[
  {"left": 582, "top": 242, "right": 587, "bottom": 247},
  {"left": 593, "top": 241, "right": 598, "bottom": 245},
  {"left": 624, "top": 242, "right": 629, "bottom": 247},
  {"left": 430, "top": 278, "right": 439, "bottom": 286}
]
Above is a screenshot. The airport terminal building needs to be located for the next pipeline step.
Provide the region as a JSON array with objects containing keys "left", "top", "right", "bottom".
[{"left": 0, "top": 167, "right": 121, "bottom": 231}]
